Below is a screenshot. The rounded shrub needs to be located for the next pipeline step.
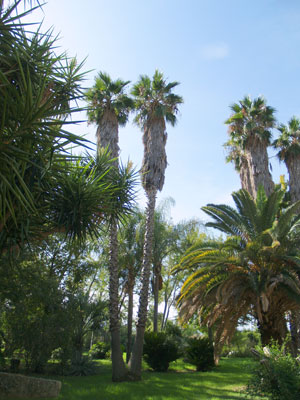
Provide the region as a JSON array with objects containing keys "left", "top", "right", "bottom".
[
  {"left": 185, "top": 337, "right": 215, "bottom": 371},
  {"left": 143, "top": 331, "right": 181, "bottom": 372},
  {"left": 88, "top": 342, "right": 110, "bottom": 360}
]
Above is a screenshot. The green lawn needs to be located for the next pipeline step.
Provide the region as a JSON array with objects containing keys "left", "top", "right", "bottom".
[{"left": 3, "top": 358, "right": 259, "bottom": 400}]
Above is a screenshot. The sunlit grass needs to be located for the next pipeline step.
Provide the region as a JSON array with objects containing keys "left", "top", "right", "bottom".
[{"left": 4, "top": 358, "right": 260, "bottom": 400}]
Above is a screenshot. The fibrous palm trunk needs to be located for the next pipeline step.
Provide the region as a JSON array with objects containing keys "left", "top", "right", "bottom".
[
  {"left": 97, "top": 111, "right": 127, "bottom": 381},
  {"left": 285, "top": 154, "right": 300, "bottom": 355},
  {"left": 129, "top": 188, "right": 157, "bottom": 379},
  {"left": 286, "top": 154, "right": 300, "bottom": 204},
  {"left": 245, "top": 135, "right": 274, "bottom": 198},
  {"left": 239, "top": 156, "right": 254, "bottom": 197}
]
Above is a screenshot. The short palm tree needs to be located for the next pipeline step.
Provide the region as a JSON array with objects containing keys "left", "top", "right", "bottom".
[
  {"left": 129, "top": 70, "right": 183, "bottom": 379},
  {"left": 273, "top": 117, "right": 300, "bottom": 203},
  {"left": 225, "top": 96, "right": 276, "bottom": 198},
  {"left": 86, "top": 72, "right": 134, "bottom": 381},
  {"left": 174, "top": 188, "right": 300, "bottom": 363}
]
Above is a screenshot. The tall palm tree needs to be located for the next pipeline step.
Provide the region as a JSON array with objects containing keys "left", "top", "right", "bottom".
[
  {"left": 129, "top": 70, "right": 183, "bottom": 379},
  {"left": 225, "top": 96, "right": 276, "bottom": 198},
  {"left": 273, "top": 117, "right": 300, "bottom": 203},
  {"left": 273, "top": 116, "right": 300, "bottom": 355},
  {"left": 174, "top": 188, "right": 300, "bottom": 363},
  {"left": 86, "top": 72, "right": 134, "bottom": 381}
]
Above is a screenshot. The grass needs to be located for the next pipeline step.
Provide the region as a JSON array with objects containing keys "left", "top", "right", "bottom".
[{"left": 2, "top": 357, "right": 259, "bottom": 400}]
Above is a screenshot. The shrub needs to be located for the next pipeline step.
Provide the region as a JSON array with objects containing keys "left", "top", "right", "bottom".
[
  {"left": 50, "top": 347, "right": 71, "bottom": 375},
  {"left": 68, "top": 356, "right": 96, "bottom": 376},
  {"left": 185, "top": 337, "right": 215, "bottom": 371},
  {"left": 245, "top": 342, "right": 300, "bottom": 400},
  {"left": 88, "top": 342, "right": 110, "bottom": 360},
  {"left": 143, "top": 332, "right": 181, "bottom": 372}
]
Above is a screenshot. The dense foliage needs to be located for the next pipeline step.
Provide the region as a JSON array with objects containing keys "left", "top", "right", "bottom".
[
  {"left": 143, "top": 332, "right": 181, "bottom": 372},
  {"left": 184, "top": 337, "right": 215, "bottom": 372},
  {"left": 245, "top": 342, "right": 300, "bottom": 400}
]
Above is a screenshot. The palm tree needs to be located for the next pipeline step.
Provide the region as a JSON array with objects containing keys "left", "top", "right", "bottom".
[
  {"left": 174, "top": 188, "right": 300, "bottom": 363},
  {"left": 273, "top": 117, "right": 300, "bottom": 203},
  {"left": 129, "top": 70, "right": 183, "bottom": 379},
  {"left": 86, "top": 72, "right": 134, "bottom": 381},
  {"left": 273, "top": 117, "right": 300, "bottom": 355},
  {"left": 225, "top": 96, "right": 276, "bottom": 198},
  {"left": 224, "top": 136, "right": 252, "bottom": 195}
]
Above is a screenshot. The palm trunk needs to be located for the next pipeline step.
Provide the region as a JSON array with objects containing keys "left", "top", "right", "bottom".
[
  {"left": 129, "top": 188, "right": 157, "bottom": 380},
  {"left": 285, "top": 155, "right": 300, "bottom": 355},
  {"left": 239, "top": 156, "right": 254, "bottom": 197},
  {"left": 286, "top": 155, "right": 300, "bottom": 204},
  {"left": 98, "top": 110, "right": 127, "bottom": 381},
  {"left": 153, "top": 262, "right": 161, "bottom": 332},
  {"left": 126, "top": 268, "right": 134, "bottom": 363},
  {"left": 109, "top": 224, "right": 128, "bottom": 381},
  {"left": 245, "top": 135, "right": 274, "bottom": 198},
  {"left": 257, "top": 310, "right": 287, "bottom": 347}
]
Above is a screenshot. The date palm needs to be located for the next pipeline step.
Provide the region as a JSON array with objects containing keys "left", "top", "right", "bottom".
[
  {"left": 174, "top": 188, "right": 300, "bottom": 363},
  {"left": 86, "top": 72, "right": 134, "bottom": 381},
  {"left": 225, "top": 96, "right": 276, "bottom": 198},
  {"left": 129, "top": 70, "right": 183, "bottom": 379}
]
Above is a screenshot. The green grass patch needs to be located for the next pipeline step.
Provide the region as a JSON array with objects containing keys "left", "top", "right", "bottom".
[{"left": 3, "top": 358, "right": 260, "bottom": 400}]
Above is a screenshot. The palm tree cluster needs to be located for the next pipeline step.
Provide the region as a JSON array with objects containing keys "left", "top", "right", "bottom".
[
  {"left": 174, "top": 95, "right": 300, "bottom": 362},
  {"left": 224, "top": 95, "right": 300, "bottom": 202},
  {"left": 85, "top": 71, "right": 183, "bottom": 380}
]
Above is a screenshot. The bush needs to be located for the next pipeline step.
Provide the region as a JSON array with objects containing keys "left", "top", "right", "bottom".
[
  {"left": 68, "top": 356, "right": 96, "bottom": 376},
  {"left": 50, "top": 347, "right": 71, "bottom": 375},
  {"left": 185, "top": 337, "right": 215, "bottom": 371},
  {"left": 245, "top": 342, "right": 300, "bottom": 400},
  {"left": 143, "top": 332, "right": 181, "bottom": 372},
  {"left": 88, "top": 342, "right": 110, "bottom": 360}
]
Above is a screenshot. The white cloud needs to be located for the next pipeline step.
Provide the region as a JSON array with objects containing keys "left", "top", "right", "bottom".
[{"left": 201, "top": 43, "right": 229, "bottom": 60}]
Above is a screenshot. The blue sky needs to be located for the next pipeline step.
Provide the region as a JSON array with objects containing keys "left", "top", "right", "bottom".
[{"left": 26, "top": 0, "right": 300, "bottom": 223}]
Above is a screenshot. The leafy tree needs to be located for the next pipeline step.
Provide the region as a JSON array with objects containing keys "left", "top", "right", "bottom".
[
  {"left": 225, "top": 96, "right": 276, "bottom": 198},
  {"left": 151, "top": 199, "right": 176, "bottom": 332},
  {"left": 129, "top": 71, "right": 183, "bottom": 379},
  {"left": 118, "top": 208, "right": 144, "bottom": 362},
  {"left": 174, "top": 188, "right": 300, "bottom": 362},
  {"left": 86, "top": 72, "right": 134, "bottom": 381}
]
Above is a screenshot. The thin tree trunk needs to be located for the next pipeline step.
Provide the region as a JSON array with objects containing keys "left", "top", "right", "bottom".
[
  {"left": 153, "top": 263, "right": 161, "bottom": 332},
  {"left": 129, "top": 188, "right": 157, "bottom": 380},
  {"left": 109, "top": 224, "right": 128, "bottom": 381},
  {"left": 245, "top": 136, "right": 274, "bottom": 198},
  {"left": 126, "top": 268, "right": 134, "bottom": 363}
]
